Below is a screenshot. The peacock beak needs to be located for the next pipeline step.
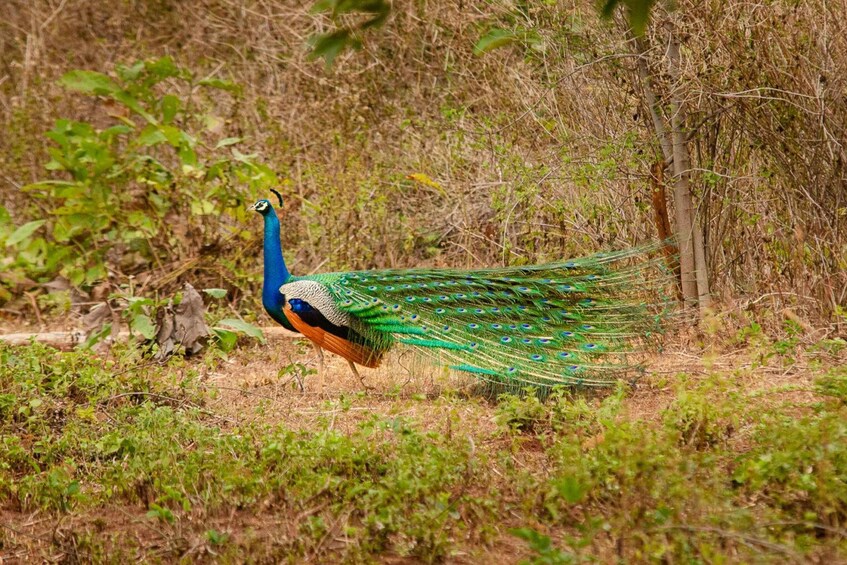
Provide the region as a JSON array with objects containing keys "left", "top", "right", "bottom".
[{"left": 248, "top": 202, "right": 257, "bottom": 211}]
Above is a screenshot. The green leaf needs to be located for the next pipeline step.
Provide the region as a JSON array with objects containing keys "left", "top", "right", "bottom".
[
  {"left": 552, "top": 476, "right": 588, "bottom": 504},
  {"left": 131, "top": 314, "right": 157, "bottom": 340},
  {"left": 80, "top": 323, "right": 112, "bottom": 350},
  {"left": 6, "top": 220, "right": 47, "bottom": 247},
  {"left": 179, "top": 146, "right": 198, "bottom": 168},
  {"left": 137, "top": 125, "right": 168, "bottom": 146},
  {"left": 203, "top": 288, "right": 227, "bottom": 299},
  {"left": 216, "top": 319, "right": 265, "bottom": 343},
  {"left": 60, "top": 70, "right": 120, "bottom": 95},
  {"left": 85, "top": 264, "right": 107, "bottom": 283},
  {"left": 159, "top": 125, "right": 185, "bottom": 147},
  {"left": 160, "top": 94, "right": 180, "bottom": 124},
  {"left": 308, "top": 30, "right": 358, "bottom": 66},
  {"left": 144, "top": 57, "right": 181, "bottom": 82},
  {"left": 112, "top": 91, "right": 157, "bottom": 124},
  {"left": 600, "top": 0, "right": 657, "bottom": 35},
  {"left": 310, "top": 0, "right": 335, "bottom": 14},
  {"left": 102, "top": 125, "right": 134, "bottom": 138},
  {"left": 474, "top": 28, "right": 519, "bottom": 55},
  {"left": 212, "top": 328, "right": 238, "bottom": 352}
]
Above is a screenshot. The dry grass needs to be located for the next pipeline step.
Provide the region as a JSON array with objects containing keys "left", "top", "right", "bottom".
[{"left": 1, "top": 0, "right": 845, "bottom": 321}]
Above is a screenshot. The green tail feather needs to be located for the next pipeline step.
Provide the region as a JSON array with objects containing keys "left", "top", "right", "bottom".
[{"left": 307, "top": 241, "right": 676, "bottom": 388}]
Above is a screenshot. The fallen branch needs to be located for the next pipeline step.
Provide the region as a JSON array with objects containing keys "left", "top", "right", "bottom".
[{"left": 0, "top": 326, "right": 300, "bottom": 350}]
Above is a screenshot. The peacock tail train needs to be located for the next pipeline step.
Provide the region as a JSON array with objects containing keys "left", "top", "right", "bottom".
[{"left": 254, "top": 195, "right": 676, "bottom": 389}]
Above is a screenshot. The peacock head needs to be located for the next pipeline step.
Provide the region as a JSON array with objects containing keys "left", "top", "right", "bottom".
[
  {"left": 249, "top": 199, "right": 272, "bottom": 215},
  {"left": 249, "top": 189, "right": 284, "bottom": 216}
]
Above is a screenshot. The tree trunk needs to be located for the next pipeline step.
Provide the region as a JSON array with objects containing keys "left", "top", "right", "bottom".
[{"left": 667, "top": 31, "right": 711, "bottom": 312}]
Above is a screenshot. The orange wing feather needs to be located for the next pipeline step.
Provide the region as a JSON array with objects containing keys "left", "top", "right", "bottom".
[{"left": 284, "top": 304, "right": 383, "bottom": 368}]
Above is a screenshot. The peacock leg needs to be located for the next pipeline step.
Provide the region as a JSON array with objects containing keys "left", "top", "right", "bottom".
[
  {"left": 347, "top": 360, "right": 372, "bottom": 391},
  {"left": 313, "top": 343, "right": 325, "bottom": 396}
]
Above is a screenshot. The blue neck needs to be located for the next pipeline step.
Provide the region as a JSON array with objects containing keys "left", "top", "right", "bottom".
[{"left": 261, "top": 207, "right": 294, "bottom": 330}]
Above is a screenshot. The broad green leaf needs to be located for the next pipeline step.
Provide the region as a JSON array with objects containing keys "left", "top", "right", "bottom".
[
  {"left": 85, "top": 264, "right": 107, "bottom": 283},
  {"left": 217, "top": 318, "right": 265, "bottom": 343},
  {"left": 179, "top": 130, "right": 197, "bottom": 148},
  {"left": 179, "top": 146, "right": 199, "bottom": 168},
  {"left": 60, "top": 70, "right": 120, "bottom": 95},
  {"left": 553, "top": 476, "right": 588, "bottom": 504},
  {"left": 102, "top": 124, "right": 134, "bottom": 138},
  {"left": 6, "top": 220, "right": 46, "bottom": 247},
  {"left": 116, "top": 60, "right": 145, "bottom": 81},
  {"left": 126, "top": 296, "right": 155, "bottom": 311},
  {"left": 131, "top": 314, "right": 157, "bottom": 340},
  {"left": 137, "top": 125, "right": 168, "bottom": 146},
  {"left": 474, "top": 28, "right": 519, "bottom": 55},
  {"left": 211, "top": 328, "right": 238, "bottom": 352},
  {"left": 159, "top": 125, "right": 185, "bottom": 147},
  {"left": 203, "top": 288, "right": 228, "bottom": 299},
  {"left": 127, "top": 211, "right": 158, "bottom": 236},
  {"left": 308, "top": 30, "right": 358, "bottom": 66},
  {"left": 160, "top": 94, "right": 180, "bottom": 124},
  {"left": 144, "top": 56, "right": 181, "bottom": 82},
  {"left": 112, "top": 91, "right": 157, "bottom": 124}
]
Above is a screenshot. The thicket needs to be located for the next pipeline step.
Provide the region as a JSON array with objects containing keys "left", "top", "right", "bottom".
[{"left": 1, "top": 0, "right": 845, "bottom": 325}]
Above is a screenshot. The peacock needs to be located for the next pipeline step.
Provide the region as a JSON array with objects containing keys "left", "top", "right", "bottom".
[{"left": 251, "top": 190, "right": 673, "bottom": 393}]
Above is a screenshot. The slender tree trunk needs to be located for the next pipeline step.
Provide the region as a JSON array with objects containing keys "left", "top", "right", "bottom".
[
  {"left": 667, "top": 31, "right": 711, "bottom": 311},
  {"left": 634, "top": 32, "right": 697, "bottom": 307}
]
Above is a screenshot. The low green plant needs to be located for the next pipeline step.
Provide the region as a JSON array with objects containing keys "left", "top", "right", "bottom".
[
  {"left": 663, "top": 377, "right": 737, "bottom": 449},
  {"left": 3, "top": 339, "right": 846, "bottom": 561},
  {"left": 495, "top": 389, "right": 549, "bottom": 433},
  {"left": 5, "top": 56, "right": 276, "bottom": 296},
  {"left": 733, "top": 404, "right": 847, "bottom": 524},
  {"left": 511, "top": 527, "right": 576, "bottom": 565},
  {"left": 815, "top": 366, "right": 847, "bottom": 404},
  {"left": 0, "top": 342, "right": 483, "bottom": 562}
]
